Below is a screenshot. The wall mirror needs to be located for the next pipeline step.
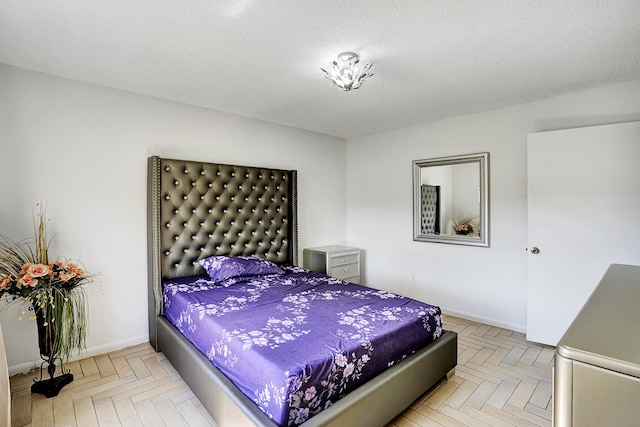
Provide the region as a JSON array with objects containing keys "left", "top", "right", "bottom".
[{"left": 413, "top": 152, "right": 489, "bottom": 247}]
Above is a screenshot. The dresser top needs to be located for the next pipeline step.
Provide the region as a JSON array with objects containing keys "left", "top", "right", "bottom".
[
  {"left": 557, "top": 264, "right": 640, "bottom": 377},
  {"left": 304, "top": 245, "right": 358, "bottom": 253}
]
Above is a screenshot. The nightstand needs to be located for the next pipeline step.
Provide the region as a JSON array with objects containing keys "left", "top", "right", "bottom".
[{"left": 303, "top": 245, "right": 361, "bottom": 284}]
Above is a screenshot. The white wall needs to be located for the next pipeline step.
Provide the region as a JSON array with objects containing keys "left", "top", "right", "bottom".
[
  {"left": 346, "top": 80, "right": 640, "bottom": 332},
  {"left": 0, "top": 64, "right": 348, "bottom": 374}
]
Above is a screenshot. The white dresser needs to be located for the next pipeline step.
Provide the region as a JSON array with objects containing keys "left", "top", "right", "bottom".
[{"left": 303, "top": 245, "right": 361, "bottom": 284}]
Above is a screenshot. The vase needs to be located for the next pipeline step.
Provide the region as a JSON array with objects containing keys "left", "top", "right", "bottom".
[
  {"left": 34, "top": 307, "right": 54, "bottom": 357},
  {"left": 31, "top": 305, "right": 73, "bottom": 398},
  {"left": 455, "top": 229, "right": 470, "bottom": 235}
]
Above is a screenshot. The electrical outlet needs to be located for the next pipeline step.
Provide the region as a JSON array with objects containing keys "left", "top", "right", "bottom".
[{"left": 410, "top": 274, "right": 416, "bottom": 282}]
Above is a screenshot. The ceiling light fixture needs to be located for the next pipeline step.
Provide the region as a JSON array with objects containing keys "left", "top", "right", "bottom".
[{"left": 321, "top": 52, "right": 373, "bottom": 91}]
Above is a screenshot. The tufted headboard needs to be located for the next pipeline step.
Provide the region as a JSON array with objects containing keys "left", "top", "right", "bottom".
[
  {"left": 420, "top": 185, "right": 440, "bottom": 235},
  {"left": 147, "top": 156, "right": 298, "bottom": 347}
]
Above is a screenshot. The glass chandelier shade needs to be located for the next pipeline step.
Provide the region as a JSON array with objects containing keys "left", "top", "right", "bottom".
[{"left": 321, "top": 52, "right": 373, "bottom": 91}]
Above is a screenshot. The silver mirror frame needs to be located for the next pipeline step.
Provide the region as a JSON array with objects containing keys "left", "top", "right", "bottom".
[{"left": 413, "top": 152, "right": 489, "bottom": 247}]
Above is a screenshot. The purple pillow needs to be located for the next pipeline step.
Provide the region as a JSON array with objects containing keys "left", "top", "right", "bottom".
[{"left": 198, "top": 255, "right": 283, "bottom": 283}]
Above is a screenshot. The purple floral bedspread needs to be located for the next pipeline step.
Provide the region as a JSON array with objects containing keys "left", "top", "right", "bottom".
[{"left": 163, "top": 265, "right": 443, "bottom": 426}]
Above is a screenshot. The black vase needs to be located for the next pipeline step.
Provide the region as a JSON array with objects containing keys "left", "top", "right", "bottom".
[
  {"left": 31, "top": 305, "right": 73, "bottom": 398},
  {"left": 34, "top": 307, "right": 54, "bottom": 357}
]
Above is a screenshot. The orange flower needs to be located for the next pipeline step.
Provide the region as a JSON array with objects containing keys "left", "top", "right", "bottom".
[
  {"left": 27, "top": 263, "right": 50, "bottom": 278},
  {"left": 64, "top": 263, "right": 85, "bottom": 278},
  {"left": 64, "top": 263, "right": 79, "bottom": 272},
  {"left": 20, "top": 263, "right": 33, "bottom": 275},
  {"left": 0, "top": 276, "right": 11, "bottom": 290},
  {"left": 17, "top": 274, "right": 38, "bottom": 288},
  {"left": 58, "top": 271, "right": 76, "bottom": 282}
]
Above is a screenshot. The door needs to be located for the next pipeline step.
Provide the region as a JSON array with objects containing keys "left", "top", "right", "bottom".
[{"left": 526, "top": 121, "right": 640, "bottom": 346}]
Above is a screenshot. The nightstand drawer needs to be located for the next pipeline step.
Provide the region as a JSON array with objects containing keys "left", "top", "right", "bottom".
[
  {"left": 328, "top": 253, "right": 359, "bottom": 267},
  {"left": 342, "top": 275, "right": 360, "bottom": 285},
  {"left": 303, "top": 245, "right": 362, "bottom": 285},
  {"left": 329, "top": 262, "right": 359, "bottom": 279}
]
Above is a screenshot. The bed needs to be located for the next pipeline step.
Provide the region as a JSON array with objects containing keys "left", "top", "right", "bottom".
[{"left": 147, "top": 155, "right": 457, "bottom": 426}]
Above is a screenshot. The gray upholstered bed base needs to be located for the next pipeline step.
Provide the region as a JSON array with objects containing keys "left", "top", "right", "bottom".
[
  {"left": 158, "top": 317, "right": 457, "bottom": 427},
  {"left": 147, "top": 155, "right": 458, "bottom": 426}
]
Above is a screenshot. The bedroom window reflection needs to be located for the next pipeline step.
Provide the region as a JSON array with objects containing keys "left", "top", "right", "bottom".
[{"left": 413, "top": 152, "right": 489, "bottom": 247}]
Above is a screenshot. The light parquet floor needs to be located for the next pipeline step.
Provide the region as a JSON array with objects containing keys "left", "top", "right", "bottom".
[{"left": 10, "top": 315, "right": 554, "bottom": 427}]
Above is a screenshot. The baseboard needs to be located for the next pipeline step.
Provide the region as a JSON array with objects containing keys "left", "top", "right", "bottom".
[
  {"left": 441, "top": 307, "right": 526, "bottom": 334},
  {"left": 8, "top": 334, "right": 149, "bottom": 376},
  {"left": 79, "top": 335, "right": 149, "bottom": 360},
  {"left": 7, "top": 361, "right": 36, "bottom": 377}
]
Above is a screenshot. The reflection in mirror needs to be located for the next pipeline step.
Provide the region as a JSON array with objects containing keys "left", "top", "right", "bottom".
[{"left": 413, "top": 152, "right": 489, "bottom": 247}]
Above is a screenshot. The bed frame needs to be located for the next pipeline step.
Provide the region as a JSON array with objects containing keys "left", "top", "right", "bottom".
[{"left": 147, "top": 155, "right": 457, "bottom": 426}]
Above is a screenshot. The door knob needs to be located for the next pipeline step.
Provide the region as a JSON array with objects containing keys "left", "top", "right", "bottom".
[{"left": 530, "top": 247, "right": 540, "bottom": 254}]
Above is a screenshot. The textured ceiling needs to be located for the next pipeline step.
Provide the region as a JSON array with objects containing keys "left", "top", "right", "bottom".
[{"left": 1, "top": 1, "right": 639, "bottom": 139}]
